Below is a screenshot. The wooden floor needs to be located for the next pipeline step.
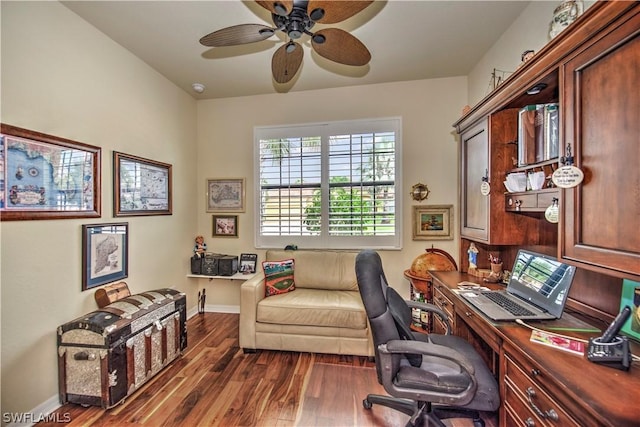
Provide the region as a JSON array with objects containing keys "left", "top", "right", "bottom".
[{"left": 43, "top": 313, "right": 496, "bottom": 427}]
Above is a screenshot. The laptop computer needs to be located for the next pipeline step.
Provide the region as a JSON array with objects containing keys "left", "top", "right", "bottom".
[{"left": 458, "top": 249, "right": 576, "bottom": 321}]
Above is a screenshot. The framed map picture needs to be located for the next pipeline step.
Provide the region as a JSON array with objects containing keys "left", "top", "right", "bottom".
[
  {"left": 0, "top": 123, "right": 101, "bottom": 221},
  {"left": 207, "top": 178, "right": 245, "bottom": 212},
  {"left": 114, "top": 152, "right": 172, "bottom": 216},
  {"left": 82, "top": 222, "right": 128, "bottom": 291}
]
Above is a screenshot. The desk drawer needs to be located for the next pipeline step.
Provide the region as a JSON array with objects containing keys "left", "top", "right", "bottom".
[
  {"left": 433, "top": 284, "right": 455, "bottom": 332},
  {"left": 504, "top": 354, "right": 579, "bottom": 427}
]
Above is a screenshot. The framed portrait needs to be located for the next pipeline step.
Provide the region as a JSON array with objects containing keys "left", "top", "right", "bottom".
[
  {"left": 239, "top": 253, "right": 258, "bottom": 274},
  {"left": 113, "top": 151, "right": 172, "bottom": 217},
  {"left": 412, "top": 205, "right": 454, "bottom": 241},
  {"left": 212, "top": 215, "right": 238, "bottom": 238},
  {"left": 82, "top": 222, "right": 129, "bottom": 291},
  {"left": 0, "top": 123, "right": 101, "bottom": 221},
  {"left": 207, "top": 178, "right": 245, "bottom": 212}
]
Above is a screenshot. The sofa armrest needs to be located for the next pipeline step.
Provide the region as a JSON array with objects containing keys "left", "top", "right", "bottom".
[{"left": 239, "top": 273, "right": 266, "bottom": 350}]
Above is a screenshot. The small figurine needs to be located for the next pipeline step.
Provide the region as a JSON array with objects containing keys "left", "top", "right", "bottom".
[
  {"left": 194, "top": 235, "right": 207, "bottom": 257},
  {"left": 468, "top": 242, "right": 479, "bottom": 270}
]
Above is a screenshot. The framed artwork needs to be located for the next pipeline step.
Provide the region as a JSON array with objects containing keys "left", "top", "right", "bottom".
[
  {"left": 239, "top": 253, "right": 258, "bottom": 274},
  {"left": 113, "top": 151, "right": 172, "bottom": 217},
  {"left": 619, "top": 279, "right": 640, "bottom": 343},
  {"left": 82, "top": 222, "right": 129, "bottom": 291},
  {"left": 412, "top": 205, "right": 454, "bottom": 241},
  {"left": 207, "top": 178, "right": 245, "bottom": 212},
  {"left": 212, "top": 215, "right": 238, "bottom": 237},
  {"left": 0, "top": 123, "right": 101, "bottom": 221}
]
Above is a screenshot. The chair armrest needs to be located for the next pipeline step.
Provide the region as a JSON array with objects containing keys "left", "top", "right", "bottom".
[
  {"left": 405, "top": 300, "right": 452, "bottom": 334},
  {"left": 377, "top": 339, "right": 477, "bottom": 406},
  {"left": 239, "top": 273, "right": 266, "bottom": 349}
]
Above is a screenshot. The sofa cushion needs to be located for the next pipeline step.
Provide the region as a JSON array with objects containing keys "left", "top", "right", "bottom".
[
  {"left": 257, "top": 288, "right": 368, "bottom": 330},
  {"left": 263, "top": 259, "right": 296, "bottom": 296},
  {"left": 266, "top": 250, "right": 358, "bottom": 291}
]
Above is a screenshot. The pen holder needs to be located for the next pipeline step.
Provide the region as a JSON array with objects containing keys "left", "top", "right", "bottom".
[{"left": 490, "top": 262, "right": 503, "bottom": 274}]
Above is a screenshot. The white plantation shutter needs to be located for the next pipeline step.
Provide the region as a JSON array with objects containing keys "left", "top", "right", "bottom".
[{"left": 255, "top": 118, "right": 402, "bottom": 249}]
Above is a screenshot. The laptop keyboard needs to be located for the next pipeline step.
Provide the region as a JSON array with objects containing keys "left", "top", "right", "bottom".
[{"left": 482, "top": 292, "right": 535, "bottom": 317}]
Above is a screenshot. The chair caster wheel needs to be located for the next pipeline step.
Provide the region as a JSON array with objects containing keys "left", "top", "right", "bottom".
[{"left": 363, "top": 399, "right": 372, "bottom": 409}]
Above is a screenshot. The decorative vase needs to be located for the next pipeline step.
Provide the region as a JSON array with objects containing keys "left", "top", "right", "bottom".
[{"left": 549, "top": 0, "right": 584, "bottom": 39}]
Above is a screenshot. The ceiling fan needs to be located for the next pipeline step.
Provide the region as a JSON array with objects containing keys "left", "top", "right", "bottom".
[{"left": 199, "top": 0, "right": 374, "bottom": 84}]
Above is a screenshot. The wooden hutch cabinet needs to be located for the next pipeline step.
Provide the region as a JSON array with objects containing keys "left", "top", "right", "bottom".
[
  {"left": 451, "top": 2, "right": 640, "bottom": 426},
  {"left": 560, "top": 7, "right": 640, "bottom": 280}
]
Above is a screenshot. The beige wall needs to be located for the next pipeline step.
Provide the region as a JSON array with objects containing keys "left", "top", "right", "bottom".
[
  {"left": 467, "top": 0, "right": 595, "bottom": 106},
  {"left": 195, "top": 78, "right": 466, "bottom": 307},
  {"left": 1, "top": 1, "right": 198, "bottom": 417}
]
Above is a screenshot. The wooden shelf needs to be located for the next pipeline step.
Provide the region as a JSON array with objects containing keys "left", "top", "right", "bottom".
[{"left": 187, "top": 272, "right": 257, "bottom": 281}]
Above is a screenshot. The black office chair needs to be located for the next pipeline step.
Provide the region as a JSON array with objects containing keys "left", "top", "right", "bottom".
[{"left": 355, "top": 250, "right": 500, "bottom": 427}]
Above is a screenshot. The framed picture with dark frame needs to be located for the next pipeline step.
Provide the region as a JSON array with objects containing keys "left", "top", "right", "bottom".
[
  {"left": 212, "top": 215, "right": 238, "bottom": 238},
  {"left": 82, "top": 222, "right": 129, "bottom": 291},
  {"left": 206, "top": 178, "right": 245, "bottom": 212},
  {"left": 113, "top": 151, "right": 172, "bottom": 217},
  {"left": 0, "top": 123, "right": 101, "bottom": 221},
  {"left": 412, "top": 205, "right": 454, "bottom": 241},
  {"left": 239, "top": 253, "right": 258, "bottom": 274},
  {"left": 619, "top": 279, "right": 640, "bottom": 343}
]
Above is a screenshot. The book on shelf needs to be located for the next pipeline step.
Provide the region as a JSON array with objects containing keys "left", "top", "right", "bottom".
[
  {"left": 518, "top": 103, "right": 559, "bottom": 166},
  {"left": 530, "top": 329, "right": 585, "bottom": 356}
]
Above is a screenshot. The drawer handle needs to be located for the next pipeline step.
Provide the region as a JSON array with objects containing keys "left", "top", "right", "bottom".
[
  {"left": 531, "top": 368, "right": 540, "bottom": 377},
  {"left": 525, "top": 418, "right": 536, "bottom": 427},
  {"left": 526, "top": 387, "right": 559, "bottom": 421},
  {"left": 465, "top": 311, "right": 473, "bottom": 317}
]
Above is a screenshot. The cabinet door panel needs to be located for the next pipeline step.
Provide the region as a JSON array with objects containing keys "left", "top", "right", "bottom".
[
  {"left": 561, "top": 13, "right": 640, "bottom": 278},
  {"left": 461, "top": 121, "right": 488, "bottom": 240}
]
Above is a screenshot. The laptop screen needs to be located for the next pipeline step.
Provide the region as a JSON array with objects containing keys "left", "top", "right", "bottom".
[{"left": 507, "top": 250, "right": 576, "bottom": 318}]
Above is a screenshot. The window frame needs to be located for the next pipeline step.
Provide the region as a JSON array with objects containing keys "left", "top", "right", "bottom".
[{"left": 254, "top": 117, "right": 402, "bottom": 250}]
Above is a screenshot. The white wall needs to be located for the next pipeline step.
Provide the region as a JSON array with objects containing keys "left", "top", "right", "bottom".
[
  {"left": 0, "top": 1, "right": 198, "bottom": 417},
  {"left": 195, "top": 78, "right": 467, "bottom": 307}
]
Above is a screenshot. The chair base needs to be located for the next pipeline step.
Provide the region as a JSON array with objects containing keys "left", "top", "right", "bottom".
[{"left": 363, "top": 393, "right": 485, "bottom": 427}]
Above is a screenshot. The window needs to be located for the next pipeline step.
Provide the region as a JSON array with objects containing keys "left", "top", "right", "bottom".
[{"left": 255, "top": 117, "right": 402, "bottom": 249}]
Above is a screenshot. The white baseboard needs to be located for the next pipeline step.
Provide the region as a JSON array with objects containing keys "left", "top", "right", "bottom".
[{"left": 6, "top": 394, "right": 61, "bottom": 427}]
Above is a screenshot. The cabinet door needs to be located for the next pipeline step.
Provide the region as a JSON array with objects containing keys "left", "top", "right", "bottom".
[
  {"left": 560, "top": 11, "right": 640, "bottom": 279},
  {"left": 460, "top": 120, "right": 489, "bottom": 241}
]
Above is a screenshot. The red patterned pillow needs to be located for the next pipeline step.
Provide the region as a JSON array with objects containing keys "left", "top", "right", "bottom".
[{"left": 263, "top": 259, "right": 295, "bottom": 297}]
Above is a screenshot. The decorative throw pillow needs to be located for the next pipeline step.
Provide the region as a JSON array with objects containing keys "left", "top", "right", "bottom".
[{"left": 263, "top": 259, "right": 296, "bottom": 297}]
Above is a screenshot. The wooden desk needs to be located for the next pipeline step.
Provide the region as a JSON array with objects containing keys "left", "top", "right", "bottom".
[{"left": 430, "top": 271, "right": 640, "bottom": 427}]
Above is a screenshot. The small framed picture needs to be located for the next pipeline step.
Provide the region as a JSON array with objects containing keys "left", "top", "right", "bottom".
[
  {"left": 212, "top": 215, "right": 238, "bottom": 238},
  {"left": 412, "top": 205, "right": 454, "bottom": 241},
  {"left": 82, "top": 222, "right": 129, "bottom": 291},
  {"left": 239, "top": 253, "right": 258, "bottom": 274},
  {"left": 207, "top": 178, "right": 245, "bottom": 212}
]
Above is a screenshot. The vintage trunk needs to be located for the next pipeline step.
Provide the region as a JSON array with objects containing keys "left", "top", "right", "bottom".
[{"left": 57, "top": 288, "right": 187, "bottom": 408}]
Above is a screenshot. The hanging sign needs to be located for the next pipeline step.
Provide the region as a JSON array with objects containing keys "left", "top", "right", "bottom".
[
  {"left": 480, "top": 181, "right": 491, "bottom": 196},
  {"left": 552, "top": 165, "right": 584, "bottom": 188},
  {"left": 545, "top": 202, "right": 559, "bottom": 223}
]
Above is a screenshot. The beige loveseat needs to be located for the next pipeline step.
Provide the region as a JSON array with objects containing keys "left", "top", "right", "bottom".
[{"left": 239, "top": 250, "right": 374, "bottom": 356}]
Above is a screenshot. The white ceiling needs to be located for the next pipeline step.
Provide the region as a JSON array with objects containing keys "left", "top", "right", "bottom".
[{"left": 61, "top": 0, "right": 531, "bottom": 100}]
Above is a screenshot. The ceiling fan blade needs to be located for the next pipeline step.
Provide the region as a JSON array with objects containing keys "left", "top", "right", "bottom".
[
  {"left": 311, "top": 28, "right": 371, "bottom": 66},
  {"left": 272, "top": 41, "right": 303, "bottom": 84},
  {"left": 256, "top": 1, "right": 293, "bottom": 16},
  {"left": 308, "top": 0, "right": 373, "bottom": 24},
  {"left": 200, "top": 24, "right": 274, "bottom": 47}
]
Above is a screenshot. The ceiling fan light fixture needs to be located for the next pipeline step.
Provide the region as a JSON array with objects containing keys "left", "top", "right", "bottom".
[
  {"left": 312, "top": 33, "right": 326, "bottom": 44},
  {"left": 259, "top": 28, "right": 275, "bottom": 36},
  {"left": 273, "top": 2, "right": 288, "bottom": 16},
  {"left": 285, "top": 42, "right": 297, "bottom": 53},
  {"left": 309, "top": 8, "right": 325, "bottom": 21}
]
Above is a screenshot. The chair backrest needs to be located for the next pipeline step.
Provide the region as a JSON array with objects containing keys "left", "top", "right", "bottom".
[{"left": 356, "top": 250, "right": 420, "bottom": 379}]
